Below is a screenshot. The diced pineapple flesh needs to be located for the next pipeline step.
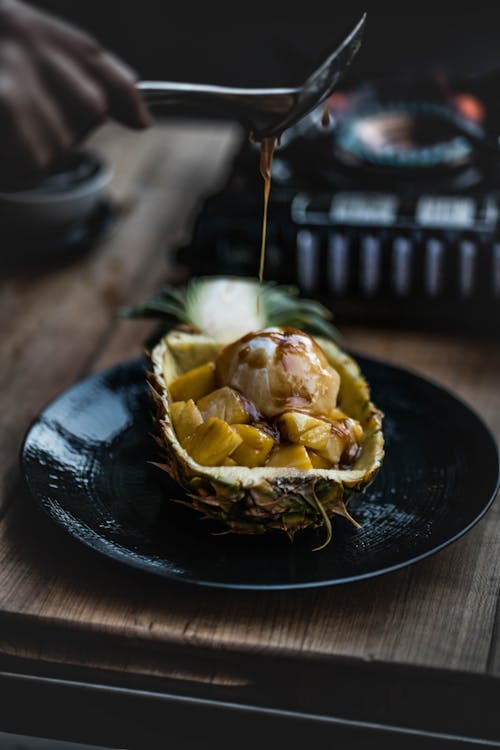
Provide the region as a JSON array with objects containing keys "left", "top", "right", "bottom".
[
  {"left": 171, "top": 399, "right": 203, "bottom": 442},
  {"left": 299, "top": 424, "right": 331, "bottom": 451},
  {"left": 267, "top": 443, "right": 313, "bottom": 470},
  {"left": 328, "top": 408, "right": 348, "bottom": 420},
  {"left": 168, "top": 365, "right": 364, "bottom": 471},
  {"left": 169, "top": 361, "right": 216, "bottom": 402},
  {"left": 170, "top": 400, "right": 186, "bottom": 425},
  {"left": 277, "top": 411, "right": 331, "bottom": 451},
  {"left": 197, "top": 386, "right": 250, "bottom": 424},
  {"left": 182, "top": 417, "right": 242, "bottom": 466},
  {"left": 347, "top": 418, "right": 365, "bottom": 443},
  {"left": 317, "top": 419, "right": 364, "bottom": 465},
  {"left": 230, "top": 424, "right": 275, "bottom": 467},
  {"left": 308, "top": 450, "right": 332, "bottom": 469},
  {"left": 316, "top": 430, "right": 346, "bottom": 464}
]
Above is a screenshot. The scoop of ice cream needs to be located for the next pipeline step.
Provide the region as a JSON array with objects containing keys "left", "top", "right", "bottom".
[{"left": 215, "top": 327, "right": 340, "bottom": 418}]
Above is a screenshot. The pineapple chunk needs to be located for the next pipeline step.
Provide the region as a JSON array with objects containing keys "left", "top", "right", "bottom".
[
  {"left": 231, "top": 424, "right": 275, "bottom": 468},
  {"left": 328, "top": 407, "right": 348, "bottom": 420},
  {"left": 317, "top": 430, "right": 345, "bottom": 465},
  {"left": 170, "top": 400, "right": 186, "bottom": 425},
  {"left": 267, "top": 444, "right": 313, "bottom": 470},
  {"left": 317, "top": 418, "right": 364, "bottom": 465},
  {"left": 171, "top": 399, "right": 203, "bottom": 442},
  {"left": 308, "top": 450, "right": 332, "bottom": 469},
  {"left": 277, "top": 412, "right": 331, "bottom": 451},
  {"left": 222, "top": 456, "right": 237, "bottom": 467},
  {"left": 182, "top": 417, "right": 242, "bottom": 466},
  {"left": 197, "top": 386, "right": 250, "bottom": 424},
  {"left": 347, "top": 418, "right": 364, "bottom": 443},
  {"left": 166, "top": 332, "right": 220, "bottom": 372},
  {"left": 169, "top": 361, "right": 216, "bottom": 402}
]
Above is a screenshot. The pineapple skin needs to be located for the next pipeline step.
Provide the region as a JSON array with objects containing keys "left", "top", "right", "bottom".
[{"left": 148, "top": 331, "right": 384, "bottom": 541}]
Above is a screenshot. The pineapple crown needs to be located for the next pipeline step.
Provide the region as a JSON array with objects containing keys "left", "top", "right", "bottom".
[{"left": 121, "top": 276, "right": 341, "bottom": 344}]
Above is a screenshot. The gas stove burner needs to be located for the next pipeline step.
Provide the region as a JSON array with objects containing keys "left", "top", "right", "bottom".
[
  {"left": 177, "top": 77, "right": 500, "bottom": 334},
  {"left": 243, "top": 84, "right": 491, "bottom": 194},
  {"left": 334, "top": 101, "right": 474, "bottom": 170}
]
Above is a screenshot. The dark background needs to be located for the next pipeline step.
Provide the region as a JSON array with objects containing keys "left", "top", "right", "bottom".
[{"left": 31, "top": 3, "right": 500, "bottom": 89}]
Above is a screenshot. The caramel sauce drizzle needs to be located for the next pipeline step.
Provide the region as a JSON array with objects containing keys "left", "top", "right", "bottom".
[
  {"left": 258, "top": 135, "right": 277, "bottom": 283},
  {"left": 321, "top": 100, "right": 331, "bottom": 128},
  {"left": 257, "top": 104, "right": 329, "bottom": 284}
]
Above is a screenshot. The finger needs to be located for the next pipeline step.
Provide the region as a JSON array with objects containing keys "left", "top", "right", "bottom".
[
  {"left": 85, "top": 49, "right": 151, "bottom": 129},
  {"left": 0, "top": 42, "right": 69, "bottom": 184},
  {"left": 16, "top": 53, "right": 77, "bottom": 158},
  {"left": 0, "top": 86, "right": 53, "bottom": 182},
  {"left": 37, "top": 47, "right": 108, "bottom": 136},
  {"left": 27, "top": 76, "right": 75, "bottom": 157},
  {"left": 27, "top": 6, "right": 149, "bottom": 129}
]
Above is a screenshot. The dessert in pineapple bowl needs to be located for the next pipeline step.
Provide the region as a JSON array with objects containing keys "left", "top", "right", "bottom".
[{"left": 125, "top": 276, "right": 384, "bottom": 549}]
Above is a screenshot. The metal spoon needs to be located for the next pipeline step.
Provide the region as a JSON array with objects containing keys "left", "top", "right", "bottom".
[{"left": 137, "top": 14, "right": 366, "bottom": 140}]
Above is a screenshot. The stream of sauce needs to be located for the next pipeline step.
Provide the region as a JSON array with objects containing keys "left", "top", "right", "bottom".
[
  {"left": 322, "top": 101, "right": 331, "bottom": 128},
  {"left": 258, "top": 135, "right": 278, "bottom": 283},
  {"left": 257, "top": 102, "right": 330, "bottom": 284}
]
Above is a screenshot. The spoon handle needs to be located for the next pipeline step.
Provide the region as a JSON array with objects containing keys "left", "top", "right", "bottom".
[
  {"left": 136, "top": 82, "right": 297, "bottom": 137},
  {"left": 137, "top": 81, "right": 296, "bottom": 103}
]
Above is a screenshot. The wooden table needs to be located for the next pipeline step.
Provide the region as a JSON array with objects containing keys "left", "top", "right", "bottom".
[{"left": 0, "top": 121, "right": 499, "bottom": 750}]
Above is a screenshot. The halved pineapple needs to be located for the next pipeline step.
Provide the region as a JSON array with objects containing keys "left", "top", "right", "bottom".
[
  {"left": 138, "top": 277, "right": 384, "bottom": 546},
  {"left": 151, "top": 329, "right": 384, "bottom": 545}
]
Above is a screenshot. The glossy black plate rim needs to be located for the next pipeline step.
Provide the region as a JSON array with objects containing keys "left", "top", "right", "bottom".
[{"left": 20, "top": 355, "right": 500, "bottom": 590}]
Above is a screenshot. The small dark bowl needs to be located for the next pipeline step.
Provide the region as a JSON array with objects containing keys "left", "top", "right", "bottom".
[{"left": 0, "top": 150, "right": 113, "bottom": 242}]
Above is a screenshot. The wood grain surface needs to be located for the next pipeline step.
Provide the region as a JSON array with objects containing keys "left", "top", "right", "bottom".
[{"left": 0, "top": 120, "right": 499, "bottom": 741}]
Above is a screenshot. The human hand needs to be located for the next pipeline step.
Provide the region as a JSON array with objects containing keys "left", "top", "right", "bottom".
[{"left": 0, "top": 0, "right": 151, "bottom": 187}]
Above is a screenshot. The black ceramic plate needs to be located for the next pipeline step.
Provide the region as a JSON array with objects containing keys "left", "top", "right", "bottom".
[{"left": 21, "top": 356, "right": 499, "bottom": 589}]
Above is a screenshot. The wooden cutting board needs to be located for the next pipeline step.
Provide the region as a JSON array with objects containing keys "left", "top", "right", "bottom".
[{"left": 0, "top": 122, "right": 499, "bottom": 745}]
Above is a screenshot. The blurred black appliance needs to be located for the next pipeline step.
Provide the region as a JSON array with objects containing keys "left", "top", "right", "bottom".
[{"left": 177, "top": 75, "right": 500, "bottom": 334}]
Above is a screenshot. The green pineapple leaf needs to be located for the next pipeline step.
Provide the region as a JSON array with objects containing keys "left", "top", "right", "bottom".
[{"left": 120, "top": 276, "right": 342, "bottom": 343}]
